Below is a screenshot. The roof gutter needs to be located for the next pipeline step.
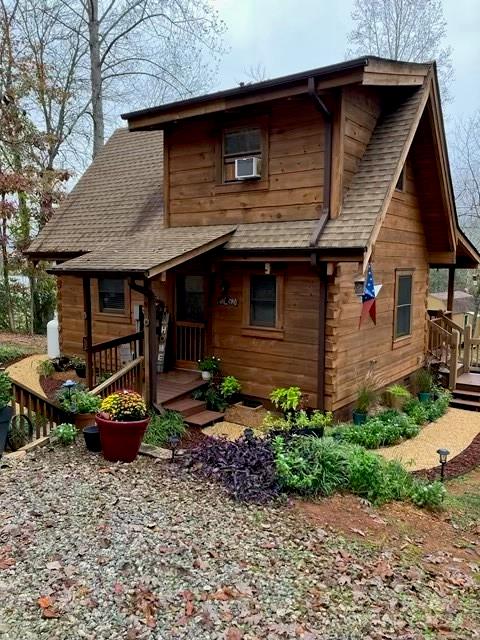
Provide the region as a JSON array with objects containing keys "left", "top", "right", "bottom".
[{"left": 307, "top": 76, "right": 332, "bottom": 247}]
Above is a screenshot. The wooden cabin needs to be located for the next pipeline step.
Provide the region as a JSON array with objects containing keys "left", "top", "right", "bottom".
[{"left": 26, "top": 56, "right": 480, "bottom": 419}]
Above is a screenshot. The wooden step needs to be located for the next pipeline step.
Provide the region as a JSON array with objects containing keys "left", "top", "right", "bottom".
[
  {"left": 163, "top": 397, "right": 206, "bottom": 417},
  {"left": 185, "top": 410, "right": 224, "bottom": 427},
  {"left": 452, "top": 388, "right": 480, "bottom": 399},
  {"left": 450, "top": 397, "right": 480, "bottom": 411}
]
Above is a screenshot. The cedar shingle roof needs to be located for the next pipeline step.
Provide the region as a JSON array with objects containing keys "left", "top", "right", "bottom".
[
  {"left": 317, "top": 85, "right": 426, "bottom": 249},
  {"left": 27, "top": 83, "right": 429, "bottom": 267}
]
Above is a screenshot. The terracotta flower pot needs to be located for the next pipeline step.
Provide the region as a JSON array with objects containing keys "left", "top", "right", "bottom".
[
  {"left": 74, "top": 413, "right": 96, "bottom": 430},
  {"left": 96, "top": 414, "right": 150, "bottom": 463}
]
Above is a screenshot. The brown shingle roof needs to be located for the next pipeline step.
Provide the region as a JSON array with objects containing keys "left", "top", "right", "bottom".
[
  {"left": 317, "top": 84, "right": 427, "bottom": 250},
  {"left": 27, "top": 129, "right": 165, "bottom": 255},
  {"left": 28, "top": 82, "right": 430, "bottom": 265},
  {"left": 50, "top": 226, "right": 235, "bottom": 276}
]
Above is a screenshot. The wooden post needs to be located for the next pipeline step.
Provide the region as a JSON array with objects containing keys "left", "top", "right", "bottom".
[
  {"left": 143, "top": 278, "right": 157, "bottom": 407},
  {"left": 82, "top": 277, "right": 93, "bottom": 389},
  {"left": 447, "top": 266, "right": 455, "bottom": 313},
  {"left": 317, "top": 262, "right": 328, "bottom": 410},
  {"left": 463, "top": 323, "right": 472, "bottom": 373},
  {"left": 449, "top": 328, "right": 459, "bottom": 389}
]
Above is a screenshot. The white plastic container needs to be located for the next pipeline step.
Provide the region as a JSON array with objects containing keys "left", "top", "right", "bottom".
[{"left": 47, "top": 312, "right": 60, "bottom": 359}]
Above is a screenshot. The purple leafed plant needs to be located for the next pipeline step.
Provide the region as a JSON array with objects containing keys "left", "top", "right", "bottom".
[{"left": 190, "top": 429, "right": 280, "bottom": 503}]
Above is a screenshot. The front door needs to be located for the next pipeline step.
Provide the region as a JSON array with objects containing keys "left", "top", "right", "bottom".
[{"left": 175, "top": 275, "right": 207, "bottom": 368}]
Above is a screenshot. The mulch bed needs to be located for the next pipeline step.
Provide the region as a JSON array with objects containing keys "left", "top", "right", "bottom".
[
  {"left": 40, "top": 370, "right": 84, "bottom": 403},
  {"left": 415, "top": 432, "right": 480, "bottom": 481},
  {"left": 179, "top": 426, "right": 209, "bottom": 450}
]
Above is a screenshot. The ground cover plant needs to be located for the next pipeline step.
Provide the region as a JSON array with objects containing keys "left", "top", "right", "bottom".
[
  {"left": 51, "top": 423, "right": 77, "bottom": 445},
  {"left": 0, "top": 344, "right": 31, "bottom": 367},
  {"left": 143, "top": 410, "right": 186, "bottom": 448},
  {"left": 191, "top": 429, "right": 280, "bottom": 503}
]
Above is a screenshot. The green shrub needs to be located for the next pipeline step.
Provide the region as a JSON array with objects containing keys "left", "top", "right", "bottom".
[
  {"left": 143, "top": 410, "right": 186, "bottom": 447},
  {"left": 37, "top": 359, "right": 55, "bottom": 377},
  {"left": 57, "top": 387, "right": 101, "bottom": 414},
  {"left": 52, "top": 423, "right": 77, "bottom": 445},
  {"left": 296, "top": 410, "right": 333, "bottom": 430},
  {"left": 273, "top": 436, "right": 350, "bottom": 496},
  {"left": 409, "top": 480, "right": 446, "bottom": 509},
  {"left": 0, "top": 344, "right": 28, "bottom": 367},
  {"left": 403, "top": 390, "right": 450, "bottom": 425},
  {"left": 0, "top": 371, "right": 12, "bottom": 409},
  {"left": 220, "top": 375, "right": 241, "bottom": 399},
  {"left": 270, "top": 386, "right": 303, "bottom": 415},
  {"left": 338, "top": 411, "right": 420, "bottom": 449},
  {"left": 403, "top": 398, "right": 429, "bottom": 425}
]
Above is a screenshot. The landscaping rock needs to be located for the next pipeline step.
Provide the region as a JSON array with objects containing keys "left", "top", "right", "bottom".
[{"left": 0, "top": 443, "right": 478, "bottom": 639}]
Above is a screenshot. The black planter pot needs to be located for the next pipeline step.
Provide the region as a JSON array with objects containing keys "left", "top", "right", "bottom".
[
  {"left": 0, "top": 406, "right": 13, "bottom": 454},
  {"left": 83, "top": 425, "right": 102, "bottom": 452},
  {"left": 75, "top": 365, "right": 86, "bottom": 378}
]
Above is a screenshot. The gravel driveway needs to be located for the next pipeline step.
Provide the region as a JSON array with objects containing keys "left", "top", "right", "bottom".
[{"left": 0, "top": 443, "right": 478, "bottom": 640}]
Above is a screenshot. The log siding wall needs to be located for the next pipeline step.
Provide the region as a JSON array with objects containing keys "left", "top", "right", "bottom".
[
  {"left": 210, "top": 263, "right": 321, "bottom": 406},
  {"left": 324, "top": 160, "right": 429, "bottom": 412},
  {"left": 167, "top": 96, "right": 325, "bottom": 227}
]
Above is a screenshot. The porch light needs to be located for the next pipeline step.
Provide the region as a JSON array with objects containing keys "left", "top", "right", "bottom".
[
  {"left": 169, "top": 434, "right": 181, "bottom": 462},
  {"left": 354, "top": 278, "right": 365, "bottom": 296},
  {"left": 436, "top": 448, "right": 450, "bottom": 481},
  {"left": 265, "top": 262, "right": 271, "bottom": 275}
]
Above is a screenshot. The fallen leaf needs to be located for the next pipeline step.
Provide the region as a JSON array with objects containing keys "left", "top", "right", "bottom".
[
  {"left": 114, "top": 582, "right": 124, "bottom": 594},
  {"left": 37, "top": 596, "right": 53, "bottom": 609},
  {"left": 42, "top": 607, "right": 61, "bottom": 619},
  {"left": 225, "top": 626, "right": 243, "bottom": 639},
  {"left": 46, "top": 561, "right": 62, "bottom": 571},
  {"left": 185, "top": 600, "right": 195, "bottom": 617},
  {"left": 0, "top": 558, "right": 15, "bottom": 569},
  {"left": 350, "top": 527, "right": 366, "bottom": 537}
]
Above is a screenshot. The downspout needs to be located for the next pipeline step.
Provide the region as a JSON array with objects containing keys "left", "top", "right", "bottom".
[{"left": 307, "top": 77, "right": 333, "bottom": 411}]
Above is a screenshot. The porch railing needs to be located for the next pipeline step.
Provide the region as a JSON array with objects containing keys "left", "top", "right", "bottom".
[
  {"left": 85, "top": 331, "right": 143, "bottom": 388},
  {"left": 90, "top": 356, "right": 144, "bottom": 399},
  {"left": 431, "top": 313, "right": 465, "bottom": 361},
  {"left": 427, "top": 318, "right": 460, "bottom": 388},
  {"left": 175, "top": 321, "right": 205, "bottom": 364},
  {"left": 10, "top": 380, "right": 69, "bottom": 440}
]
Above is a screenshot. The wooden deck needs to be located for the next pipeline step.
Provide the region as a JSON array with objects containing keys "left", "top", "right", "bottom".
[
  {"left": 456, "top": 372, "right": 480, "bottom": 389},
  {"left": 156, "top": 369, "right": 205, "bottom": 404}
]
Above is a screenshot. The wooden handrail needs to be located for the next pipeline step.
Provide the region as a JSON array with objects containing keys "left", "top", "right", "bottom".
[
  {"left": 433, "top": 314, "right": 464, "bottom": 334},
  {"left": 10, "top": 380, "right": 69, "bottom": 439},
  {"left": 89, "top": 356, "right": 144, "bottom": 398},
  {"left": 86, "top": 331, "right": 144, "bottom": 353}
]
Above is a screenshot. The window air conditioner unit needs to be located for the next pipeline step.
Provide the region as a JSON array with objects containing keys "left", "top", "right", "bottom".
[{"left": 235, "top": 156, "right": 261, "bottom": 180}]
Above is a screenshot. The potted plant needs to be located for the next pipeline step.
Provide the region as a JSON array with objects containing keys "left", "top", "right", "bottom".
[
  {"left": 0, "top": 371, "right": 13, "bottom": 454},
  {"left": 57, "top": 385, "right": 101, "bottom": 429},
  {"left": 353, "top": 377, "right": 378, "bottom": 425},
  {"left": 70, "top": 356, "right": 86, "bottom": 378},
  {"left": 83, "top": 425, "right": 102, "bottom": 452},
  {"left": 220, "top": 375, "right": 242, "bottom": 404},
  {"left": 414, "top": 368, "right": 433, "bottom": 402},
  {"left": 198, "top": 355, "right": 221, "bottom": 381},
  {"left": 96, "top": 390, "right": 150, "bottom": 462}
]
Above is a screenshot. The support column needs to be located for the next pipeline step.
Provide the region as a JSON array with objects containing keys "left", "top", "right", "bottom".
[
  {"left": 447, "top": 266, "right": 455, "bottom": 313},
  {"left": 143, "top": 278, "right": 157, "bottom": 407},
  {"left": 82, "top": 277, "right": 93, "bottom": 389}
]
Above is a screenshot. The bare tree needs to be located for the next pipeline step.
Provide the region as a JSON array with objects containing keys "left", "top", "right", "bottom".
[
  {"left": 244, "top": 63, "right": 268, "bottom": 83},
  {"left": 38, "top": 0, "right": 226, "bottom": 157},
  {"left": 452, "top": 112, "right": 480, "bottom": 226},
  {"left": 347, "top": 0, "right": 453, "bottom": 100}
]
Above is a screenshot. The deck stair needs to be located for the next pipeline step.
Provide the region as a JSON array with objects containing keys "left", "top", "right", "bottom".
[
  {"left": 451, "top": 372, "right": 480, "bottom": 412},
  {"left": 157, "top": 370, "right": 224, "bottom": 427}
]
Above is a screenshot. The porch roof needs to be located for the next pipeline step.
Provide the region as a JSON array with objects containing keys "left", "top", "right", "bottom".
[{"left": 49, "top": 226, "right": 235, "bottom": 278}]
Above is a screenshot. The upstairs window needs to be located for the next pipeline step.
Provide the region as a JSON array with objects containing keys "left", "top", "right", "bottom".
[
  {"left": 250, "top": 275, "right": 276, "bottom": 327},
  {"left": 394, "top": 271, "right": 413, "bottom": 339},
  {"left": 98, "top": 278, "right": 126, "bottom": 314},
  {"left": 223, "top": 127, "right": 262, "bottom": 182}
]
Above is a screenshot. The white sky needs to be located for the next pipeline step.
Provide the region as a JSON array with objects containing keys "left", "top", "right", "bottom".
[{"left": 211, "top": 0, "right": 480, "bottom": 121}]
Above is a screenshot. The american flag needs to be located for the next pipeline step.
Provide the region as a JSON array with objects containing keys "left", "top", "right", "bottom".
[{"left": 359, "top": 264, "right": 377, "bottom": 327}]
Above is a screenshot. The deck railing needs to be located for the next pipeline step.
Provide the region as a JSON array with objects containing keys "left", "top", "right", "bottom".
[
  {"left": 175, "top": 321, "right": 205, "bottom": 364},
  {"left": 85, "top": 331, "right": 143, "bottom": 388},
  {"left": 10, "top": 380, "right": 69, "bottom": 440},
  {"left": 90, "top": 356, "right": 144, "bottom": 399},
  {"left": 427, "top": 318, "right": 460, "bottom": 388}
]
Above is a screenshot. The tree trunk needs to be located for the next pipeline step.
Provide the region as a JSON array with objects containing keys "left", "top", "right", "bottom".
[
  {"left": 1, "top": 213, "right": 15, "bottom": 331},
  {"left": 87, "top": 0, "right": 104, "bottom": 158}
]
